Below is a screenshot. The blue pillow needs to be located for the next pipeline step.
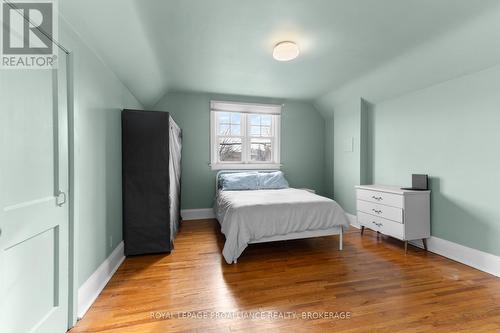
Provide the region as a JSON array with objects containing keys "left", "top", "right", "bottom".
[
  {"left": 220, "top": 172, "right": 259, "bottom": 191},
  {"left": 258, "top": 171, "right": 289, "bottom": 189}
]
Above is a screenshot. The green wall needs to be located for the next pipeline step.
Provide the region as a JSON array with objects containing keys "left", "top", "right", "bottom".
[
  {"left": 319, "top": 99, "right": 371, "bottom": 214},
  {"left": 60, "top": 19, "right": 142, "bottom": 287},
  {"left": 153, "top": 92, "right": 326, "bottom": 209},
  {"left": 331, "top": 100, "right": 362, "bottom": 214},
  {"left": 315, "top": 7, "right": 500, "bottom": 257},
  {"left": 323, "top": 117, "right": 334, "bottom": 199},
  {"left": 320, "top": 64, "right": 500, "bottom": 257},
  {"left": 371, "top": 65, "right": 500, "bottom": 256}
]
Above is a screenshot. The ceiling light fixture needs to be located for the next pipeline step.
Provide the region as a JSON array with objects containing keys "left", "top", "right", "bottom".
[{"left": 273, "top": 41, "right": 299, "bottom": 61}]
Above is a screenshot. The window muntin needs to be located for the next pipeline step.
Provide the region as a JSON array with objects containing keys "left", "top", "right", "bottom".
[
  {"left": 218, "top": 112, "right": 241, "bottom": 136},
  {"left": 249, "top": 114, "right": 272, "bottom": 137}
]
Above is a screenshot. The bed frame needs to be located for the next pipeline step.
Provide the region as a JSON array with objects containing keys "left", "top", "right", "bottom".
[{"left": 215, "top": 170, "right": 344, "bottom": 264}]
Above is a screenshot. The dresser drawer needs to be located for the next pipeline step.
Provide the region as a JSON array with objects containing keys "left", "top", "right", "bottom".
[
  {"left": 358, "top": 212, "right": 404, "bottom": 239},
  {"left": 356, "top": 189, "right": 403, "bottom": 208},
  {"left": 357, "top": 200, "right": 403, "bottom": 223}
]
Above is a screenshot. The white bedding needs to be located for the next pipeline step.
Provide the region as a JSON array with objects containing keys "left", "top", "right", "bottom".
[{"left": 215, "top": 188, "right": 350, "bottom": 264}]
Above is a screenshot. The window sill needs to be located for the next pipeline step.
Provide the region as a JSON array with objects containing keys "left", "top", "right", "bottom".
[{"left": 210, "top": 163, "right": 282, "bottom": 171}]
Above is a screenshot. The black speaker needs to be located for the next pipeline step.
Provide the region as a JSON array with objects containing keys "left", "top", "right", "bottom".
[{"left": 401, "top": 174, "right": 428, "bottom": 191}]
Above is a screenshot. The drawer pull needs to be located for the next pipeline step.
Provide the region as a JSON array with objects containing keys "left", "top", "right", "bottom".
[
  {"left": 372, "top": 209, "right": 382, "bottom": 214},
  {"left": 371, "top": 221, "right": 383, "bottom": 227},
  {"left": 372, "top": 196, "right": 383, "bottom": 201}
]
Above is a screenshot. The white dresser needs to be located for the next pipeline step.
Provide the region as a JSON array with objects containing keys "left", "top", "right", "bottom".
[{"left": 355, "top": 185, "right": 430, "bottom": 253}]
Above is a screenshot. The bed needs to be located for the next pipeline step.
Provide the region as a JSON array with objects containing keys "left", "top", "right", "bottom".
[{"left": 214, "top": 170, "right": 350, "bottom": 264}]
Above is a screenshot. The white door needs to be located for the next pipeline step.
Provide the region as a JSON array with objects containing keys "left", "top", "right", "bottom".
[{"left": 0, "top": 52, "right": 70, "bottom": 332}]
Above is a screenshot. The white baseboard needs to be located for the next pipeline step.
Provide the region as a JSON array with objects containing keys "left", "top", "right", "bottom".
[
  {"left": 410, "top": 237, "right": 500, "bottom": 277},
  {"left": 348, "top": 213, "right": 499, "bottom": 277},
  {"left": 181, "top": 208, "right": 215, "bottom": 221},
  {"left": 78, "top": 241, "right": 125, "bottom": 319},
  {"left": 346, "top": 213, "right": 360, "bottom": 229}
]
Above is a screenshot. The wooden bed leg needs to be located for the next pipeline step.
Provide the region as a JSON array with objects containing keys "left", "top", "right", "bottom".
[
  {"left": 339, "top": 226, "right": 343, "bottom": 251},
  {"left": 361, "top": 226, "right": 365, "bottom": 235}
]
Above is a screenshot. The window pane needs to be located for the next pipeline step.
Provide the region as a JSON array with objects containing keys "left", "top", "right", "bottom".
[
  {"left": 230, "top": 124, "right": 241, "bottom": 135},
  {"left": 261, "top": 115, "right": 272, "bottom": 126},
  {"left": 230, "top": 113, "right": 241, "bottom": 124},
  {"left": 261, "top": 126, "right": 271, "bottom": 137},
  {"left": 211, "top": 107, "right": 279, "bottom": 166},
  {"left": 249, "top": 114, "right": 260, "bottom": 125},
  {"left": 218, "top": 112, "right": 230, "bottom": 124},
  {"left": 250, "top": 125, "right": 260, "bottom": 136},
  {"left": 219, "top": 138, "right": 242, "bottom": 161},
  {"left": 218, "top": 124, "right": 230, "bottom": 135},
  {"left": 250, "top": 138, "right": 272, "bottom": 162}
]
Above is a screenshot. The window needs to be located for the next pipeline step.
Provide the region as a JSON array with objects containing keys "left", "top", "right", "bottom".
[{"left": 210, "top": 100, "right": 281, "bottom": 170}]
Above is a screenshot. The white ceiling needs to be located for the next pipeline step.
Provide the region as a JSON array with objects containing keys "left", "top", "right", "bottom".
[{"left": 60, "top": 0, "right": 500, "bottom": 107}]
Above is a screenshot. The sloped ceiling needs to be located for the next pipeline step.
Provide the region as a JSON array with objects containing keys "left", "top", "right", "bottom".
[
  {"left": 315, "top": 5, "right": 500, "bottom": 117},
  {"left": 60, "top": 0, "right": 500, "bottom": 107}
]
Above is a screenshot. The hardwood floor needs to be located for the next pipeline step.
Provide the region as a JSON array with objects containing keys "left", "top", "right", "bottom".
[{"left": 70, "top": 220, "right": 500, "bottom": 332}]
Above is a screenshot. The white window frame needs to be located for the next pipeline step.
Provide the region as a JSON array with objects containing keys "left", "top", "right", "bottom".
[{"left": 210, "top": 100, "right": 282, "bottom": 170}]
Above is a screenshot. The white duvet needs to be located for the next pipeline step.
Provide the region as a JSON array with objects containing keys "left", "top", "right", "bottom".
[{"left": 215, "top": 188, "right": 350, "bottom": 264}]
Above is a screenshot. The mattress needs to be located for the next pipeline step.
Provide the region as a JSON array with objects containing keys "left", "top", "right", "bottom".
[{"left": 215, "top": 188, "right": 350, "bottom": 263}]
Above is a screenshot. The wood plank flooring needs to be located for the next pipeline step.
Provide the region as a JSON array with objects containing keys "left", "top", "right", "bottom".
[{"left": 70, "top": 219, "right": 500, "bottom": 332}]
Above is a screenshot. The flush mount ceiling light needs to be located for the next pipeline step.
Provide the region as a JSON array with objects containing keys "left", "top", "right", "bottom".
[{"left": 273, "top": 41, "right": 300, "bottom": 61}]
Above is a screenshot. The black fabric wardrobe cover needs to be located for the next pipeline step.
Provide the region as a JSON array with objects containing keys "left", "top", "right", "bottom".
[{"left": 122, "top": 110, "right": 182, "bottom": 256}]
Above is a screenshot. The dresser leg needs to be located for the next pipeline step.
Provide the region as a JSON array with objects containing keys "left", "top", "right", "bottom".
[
  {"left": 422, "top": 238, "right": 428, "bottom": 251},
  {"left": 339, "top": 226, "right": 343, "bottom": 251},
  {"left": 361, "top": 226, "right": 365, "bottom": 235},
  {"left": 404, "top": 241, "right": 408, "bottom": 255}
]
